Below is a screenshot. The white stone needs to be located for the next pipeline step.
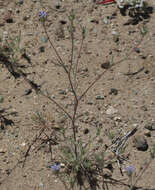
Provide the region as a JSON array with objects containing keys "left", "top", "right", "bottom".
[{"left": 106, "top": 106, "right": 118, "bottom": 115}]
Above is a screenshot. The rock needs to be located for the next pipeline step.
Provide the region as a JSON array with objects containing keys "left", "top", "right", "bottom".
[
  {"left": 114, "top": 116, "right": 121, "bottom": 122},
  {"left": 4, "top": 12, "right": 14, "bottom": 23},
  {"left": 0, "top": 21, "right": 5, "bottom": 26},
  {"left": 0, "top": 148, "right": 6, "bottom": 153},
  {"left": 143, "top": 129, "right": 151, "bottom": 137},
  {"left": 20, "top": 142, "right": 26, "bottom": 146},
  {"left": 60, "top": 163, "right": 65, "bottom": 168},
  {"left": 59, "top": 89, "right": 67, "bottom": 95},
  {"left": 109, "top": 88, "right": 118, "bottom": 95},
  {"left": 90, "top": 18, "right": 99, "bottom": 24},
  {"left": 55, "top": 4, "right": 61, "bottom": 9},
  {"left": 2, "top": 31, "right": 8, "bottom": 42},
  {"left": 141, "top": 105, "right": 147, "bottom": 111},
  {"left": 101, "top": 61, "right": 110, "bottom": 69},
  {"left": 83, "top": 128, "right": 89, "bottom": 134},
  {"left": 39, "top": 46, "right": 45, "bottom": 53},
  {"left": 103, "top": 169, "right": 112, "bottom": 178},
  {"left": 112, "top": 31, "right": 119, "bottom": 43},
  {"left": 133, "top": 123, "right": 138, "bottom": 128},
  {"left": 133, "top": 135, "right": 148, "bottom": 151},
  {"left": 40, "top": 37, "right": 48, "bottom": 43},
  {"left": 17, "top": 0, "right": 24, "bottom": 5},
  {"left": 144, "top": 123, "right": 155, "bottom": 131},
  {"left": 87, "top": 101, "right": 93, "bottom": 105},
  {"left": 106, "top": 106, "right": 118, "bottom": 115},
  {"left": 103, "top": 17, "right": 108, "bottom": 24},
  {"left": 134, "top": 47, "right": 140, "bottom": 53},
  {"left": 144, "top": 70, "right": 149, "bottom": 74},
  {"left": 96, "top": 95, "right": 105, "bottom": 100},
  {"left": 23, "top": 15, "right": 30, "bottom": 21},
  {"left": 59, "top": 20, "right": 67, "bottom": 25},
  {"left": 50, "top": 95, "right": 55, "bottom": 99},
  {"left": 23, "top": 89, "right": 32, "bottom": 96}
]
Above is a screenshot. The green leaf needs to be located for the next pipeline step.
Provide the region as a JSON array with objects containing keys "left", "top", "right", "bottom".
[
  {"left": 150, "top": 145, "right": 155, "bottom": 159},
  {"left": 141, "top": 25, "right": 148, "bottom": 36}
]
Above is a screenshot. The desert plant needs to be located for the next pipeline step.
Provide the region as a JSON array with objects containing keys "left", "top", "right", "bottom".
[
  {"left": 37, "top": 7, "right": 115, "bottom": 190},
  {"left": 0, "top": 1, "right": 151, "bottom": 190},
  {"left": 29, "top": 2, "right": 154, "bottom": 189}
]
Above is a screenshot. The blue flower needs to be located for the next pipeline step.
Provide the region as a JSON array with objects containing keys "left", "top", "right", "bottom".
[
  {"left": 39, "top": 11, "right": 47, "bottom": 18},
  {"left": 50, "top": 163, "right": 60, "bottom": 173},
  {"left": 125, "top": 165, "right": 134, "bottom": 176}
]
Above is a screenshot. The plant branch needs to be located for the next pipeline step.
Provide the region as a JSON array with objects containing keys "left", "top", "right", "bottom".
[{"left": 42, "top": 22, "right": 68, "bottom": 74}]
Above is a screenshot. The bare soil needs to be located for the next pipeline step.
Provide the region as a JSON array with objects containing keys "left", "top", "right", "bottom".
[{"left": 0, "top": 0, "right": 155, "bottom": 190}]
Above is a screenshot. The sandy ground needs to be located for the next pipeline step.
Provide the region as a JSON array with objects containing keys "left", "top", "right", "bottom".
[{"left": 0, "top": 0, "right": 155, "bottom": 190}]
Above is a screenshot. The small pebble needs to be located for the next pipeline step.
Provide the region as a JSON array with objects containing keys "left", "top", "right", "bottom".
[
  {"left": 109, "top": 88, "right": 118, "bottom": 95},
  {"left": 0, "top": 148, "right": 6, "bottom": 153},
  {"left": 87, "top": 101, "right": 93, "bottom": 105},
  {"left": 96, "top": 95, "right": 105, "bottom": 100},
  {"left": 17, "top": 0, "right": 24, "bottom": 5},
  {"left": 39, "top": 46, "right": 45, "bottom": 53},
  {"left": 141, "top": 55, "right": 147, "bottom": 59},
  {"left": 23, "top": 15, "right": 30, "bottom": 21},
  {"left": 144, "top": 70, "right": 149, "bottom": 74},
  {"left": 103, "top": 17, "right": 108, "bottom": 24},
  {"left": 134, "top": 47, "right": 140, "bottom": 53},
  {"left": 20, "top": 142, "right": 26, "bottom": 146},
  {"left": 141, "top": 105, "right": 147, "bottom": 111},
  {"left": 90, "top": 18, "right": 99, "bottom": 24},
  {"left": 133, "top": 135, "right": 148, "bottom": 151},
  {"left": 114, "top": 116, "right": 121, "bottom": 121},
  {"left": 40, "top": 37, "right": 48, "bottom": 43},
  {"left": 112, "top": 31, "right": 119, "bottom": 43},
  {"left": 101, "top": 61, "right": 110, "bottom": 69},
  {"left": 23, "top": 89, "right": 32, "bottom": 96},
  {"left": 103, "top": 169, "right": 112, "bottom": 178},
  {"left": 144, "top": 123, "right": 155, "bottom": 131},
  {"left": 143, "top": 129, "right": 151, "bottom": 137},
  {"left": 50, "top": 95, "right": 55, "bottom": 99},
  {"left": 55, "top": 4, "right": 61, "bottom": 9},
  {"left": 83, "top": 128, "right": 89, "bottom": 134},
  {"left": 60, "top": 163, "right": 65, "bottom": 168},
  {"left": 5, "top": 17, "right": 14, "bottom": 23},
  {"left": 59, "top": 20, "right": 67, "bottom": 25},
  {"left": 106, "top": 106, "right": 118, "bottom": 115},
  {"left": 59, "top": 90, "right": 67, "bottom": 95}
]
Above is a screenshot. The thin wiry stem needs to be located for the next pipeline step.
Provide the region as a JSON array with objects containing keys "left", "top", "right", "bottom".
[
  {"left": 41, "top": 18, "right": 79, "bottom": 105},
  {"left": 133, "top": 157, "right": 153, "bottom": 187},
  {"left": 79, "top": 31, "right": 145, "bottom": 102},
  {"left": 69, "top": 12, "right": 74, "bottom": 75},
  {"left": 71, "top": 100, "right": 79, "bottom": 158},
  {"left": 40, "top": 9, "right": 79, "bottom": 157},
  {"left": 20, "top": 71, "right": 72, "bottom": 121},
  {"left": 74, "top": 32, "right": 84, "bottom": 89},
  {"left": 41, "top": 91, "right": 73, "bottom": 121},
  {"left": 42, "top": 22, "right": 68, "bottom": 74}
]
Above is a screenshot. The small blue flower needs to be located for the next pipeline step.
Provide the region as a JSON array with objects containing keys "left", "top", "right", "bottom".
[
  {"left": 50, "top": 163, "right": 60, "bottom": 173},
  {"left": 39, "top": 11, "right": 47, "bottom": 18},
  {"left": 125, "top": 165, "right": 134, "bottom": 176}
]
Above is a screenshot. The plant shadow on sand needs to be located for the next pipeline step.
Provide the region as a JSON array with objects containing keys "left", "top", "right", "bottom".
[{"left": 120, "top": 4, "right": 154, "bottom": 25}]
